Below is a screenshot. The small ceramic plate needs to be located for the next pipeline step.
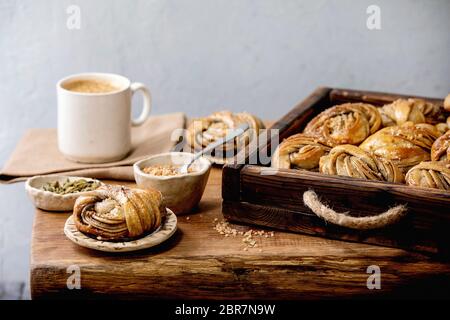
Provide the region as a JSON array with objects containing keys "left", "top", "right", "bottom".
[
  {"left": 64, "top": 209, "right": 177, "bottom": 252},
  {"left": 25, "top": 175, "right": 103, "bottom": 212}
]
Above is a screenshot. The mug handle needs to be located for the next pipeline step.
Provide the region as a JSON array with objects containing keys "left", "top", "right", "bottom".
[{"left": 130, "top": 82, "right": 152, "bottom": 126}]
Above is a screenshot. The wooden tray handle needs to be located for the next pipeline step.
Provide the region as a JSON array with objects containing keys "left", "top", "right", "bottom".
[{"left": 303, "top": 190, "right": 407, "bottom": 230}]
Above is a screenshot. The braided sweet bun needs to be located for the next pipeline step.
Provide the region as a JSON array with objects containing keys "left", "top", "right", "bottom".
[
  {"left": 186, "top": 111, "right": 265, "bottom": 163},
  {"left": 406, "top": 161, "right": 450, "bottom": 190},
  {"left": 380, "top": 98, "right": 443, "bottom": 127},
  {"left": 271, "top": 133, "right": 331, "bottom": 170},
  {"left": 303, "top": 103, "right": 382, "bottom": 146},
  {"left": 359, "top": 122, "right": 440, "bottom": 173},
  {"left": 431, "top": 131, "right": 450, "bottom": 162},
  {"left": 319, "top": 144, "right": 404, "bottom": 183},
  {"left": 443, "top": 94, "right": 450, "bottom": 112},
  {"left": 73, "top": 185, "right": 166, "bottom": 241}
]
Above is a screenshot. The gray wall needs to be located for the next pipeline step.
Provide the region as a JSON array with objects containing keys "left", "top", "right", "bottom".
[{"left": 1, "top": 0, "right": 449, "bottom": 298}]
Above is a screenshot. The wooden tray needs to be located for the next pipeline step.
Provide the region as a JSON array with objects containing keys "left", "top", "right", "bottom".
[{"left": 222, "top": 87, "right": 450, "bottom": 256}]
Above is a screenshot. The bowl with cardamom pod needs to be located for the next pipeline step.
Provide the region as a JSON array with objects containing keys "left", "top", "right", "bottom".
[{"left": 25, "top": 175, "right": 103, "bottom": 212}]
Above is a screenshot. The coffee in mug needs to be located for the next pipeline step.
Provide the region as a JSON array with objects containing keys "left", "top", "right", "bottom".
[
  {"left": 63, "top": 79, "right": 120, "bottom": 93},
  {"left": 57, "top": 73, "right": 152, "bottom": 163}
]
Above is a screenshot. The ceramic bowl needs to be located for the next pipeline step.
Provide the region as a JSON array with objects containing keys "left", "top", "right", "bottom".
[
  {"left": 133, "top": 152, "right": 212, "bottom": 214},
  {"left": 25, "top": 175, "right": 102, "bottom": 212}
]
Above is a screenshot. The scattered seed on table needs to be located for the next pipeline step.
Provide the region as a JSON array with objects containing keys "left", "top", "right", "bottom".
[{"left": 213, "top": 219, "right": 275, "bottom": 251}]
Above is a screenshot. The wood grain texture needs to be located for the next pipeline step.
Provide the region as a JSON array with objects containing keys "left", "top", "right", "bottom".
[
  {"left": 330, "top": 88, "right": 444, "bottom": 106},
  {"left": 31, "top": 167, "right": 450, "bottom": 299},
  {"left": 222, "top": 88, "right": 450, "bottom": 256}
]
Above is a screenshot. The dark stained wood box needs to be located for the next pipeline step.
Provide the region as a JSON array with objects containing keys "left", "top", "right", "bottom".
[{"left": 222, "top": 87, "right": 450, "bottom": 256}]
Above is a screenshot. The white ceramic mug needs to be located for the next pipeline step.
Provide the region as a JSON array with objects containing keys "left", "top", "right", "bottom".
[{"left": 57, "top": 73, "right": 152, "bottom": 163}]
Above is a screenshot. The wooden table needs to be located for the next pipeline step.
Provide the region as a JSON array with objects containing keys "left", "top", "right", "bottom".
[{"left": 30, "top": 167, "right": 450, "bottom": 299}]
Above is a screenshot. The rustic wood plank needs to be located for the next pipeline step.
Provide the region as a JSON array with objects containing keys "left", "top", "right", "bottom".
[
  {"left": 330, "top": 88, "right": 445, "bottom": 106},
  {"left": 31, "top": 167, "right": 450, "bottom": 299}
]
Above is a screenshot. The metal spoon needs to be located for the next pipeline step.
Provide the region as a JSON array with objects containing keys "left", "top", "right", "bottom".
[{"left": 179, "top": 123, "right": 250, "bottom": 174}]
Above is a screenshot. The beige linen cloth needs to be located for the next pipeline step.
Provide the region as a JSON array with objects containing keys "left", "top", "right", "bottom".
[{"left": 0, "top": 113, "right": 186, "bottom": 183}]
